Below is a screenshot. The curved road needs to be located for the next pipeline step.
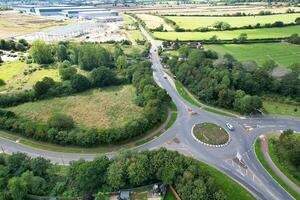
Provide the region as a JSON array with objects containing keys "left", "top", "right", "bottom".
[{"left": 1, "top": 22, "right": 300, "bottom": 200}]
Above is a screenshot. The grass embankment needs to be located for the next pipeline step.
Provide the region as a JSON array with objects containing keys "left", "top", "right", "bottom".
[
  {"left": 152, "top": 25, "right": 300, "bottom": 41},
  {"left": 166, "top": 13, "right": 300, "bottom": 29},
  {"left": 175, "top": 81, "right": 200, "bottom": 107},
  {"left": 200, "top": 161, "right": 255, "bottom": 200},
  {"left": 7, "top": 85, "right": 143, "bottom": 129},
  {"left": 193, "top": 123, "right": 229, "bottom": 145},
  {"left": 263, "top": 101, "right": 300, "bottom": 118},
  {"left": 254, "top": 138, "right": 300, "bottom": 199},
  {"left": 206, "top": 43, "right": 300, "bottom": 68}
]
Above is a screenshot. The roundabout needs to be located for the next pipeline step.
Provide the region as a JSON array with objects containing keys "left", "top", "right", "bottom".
[{"left": 191, "top": 123, "right": 231, "bottom": 147}]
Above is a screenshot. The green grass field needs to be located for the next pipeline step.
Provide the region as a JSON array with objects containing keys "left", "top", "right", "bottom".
[
  {"left": 263, "top": 101, "right": 300, "bottom": 117},
  {"left": 167, "top": 13, "right": 300, "bottom": 29},
  {"left": 7, "top": 85, "right": 143, "bottom": 129},
  {"left": 152, "top": 25, "right": 300, "bottom": 41},
  {"left": 193, "top": 123, "right": 229, "bottom": 145},
  {"left": 0, "top": 61, "right": 60, "bottom": 91},
  {"left": 206, "top": 43, "right": 300, "bottom": 68}
]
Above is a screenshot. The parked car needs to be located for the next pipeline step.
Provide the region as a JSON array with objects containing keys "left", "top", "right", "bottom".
[{"left": 226, "top": 123, "right": 234, "bottom": 131}]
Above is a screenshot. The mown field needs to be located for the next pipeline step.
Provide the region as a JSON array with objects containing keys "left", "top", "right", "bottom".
[
  {"left": 152, "top": 25, "right": 300, "bottom": 41},
  {"left": 7, "top": 85, "right": 143, "bottom": 129},
  {"left": 206, "top": 43, "right": 300, "bottom": 68},
  {"left": 136, "top": 14, "right": 173, "bottom": 30},
  {"left": 263, "top": 101, "right": 300, "bottom": 117},
  {"left": 166, "top": 13, "right": 300, "bottom": 29}
]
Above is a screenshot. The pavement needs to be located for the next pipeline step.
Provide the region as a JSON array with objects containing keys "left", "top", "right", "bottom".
[{"left": 1, "top": 20, "right": 300, "bottom": 200}]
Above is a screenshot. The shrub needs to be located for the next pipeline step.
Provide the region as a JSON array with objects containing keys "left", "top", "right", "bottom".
[
  {"left": 0, "top": 79, "right": 5, "bottom": 86},
  {"left": 48, "top": 113, "right": 74, "bottom": 131},
  {"left": 70, "top": 74, "right": 91, "bottom": 92}
]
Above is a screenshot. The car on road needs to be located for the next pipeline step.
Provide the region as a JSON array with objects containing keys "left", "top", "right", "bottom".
[
  {"left": 163, "top": 75, "right": 167, "bottom": 79},
  {"left": 226, "top": 123, "right": 234, "bottom": 131}
]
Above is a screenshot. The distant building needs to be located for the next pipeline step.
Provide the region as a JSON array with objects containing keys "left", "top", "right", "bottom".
[
  {"left": 61, "top": 8, "right": 107, "bottom": 18},
  {"left": 119, "top": 191, "right": 131, "bottom": 200}
]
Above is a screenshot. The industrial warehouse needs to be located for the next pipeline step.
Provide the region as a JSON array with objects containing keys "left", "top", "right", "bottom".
[{"left": 13, "top": 5, "right": 122, "bottom": 22}]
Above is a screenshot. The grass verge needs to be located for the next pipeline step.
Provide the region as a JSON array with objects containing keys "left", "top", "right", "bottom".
[
  {"left": 175, "top": 81, "right": 200, "bottom": 107},
  {"left": 202, "top": 106, "right": 236, "bottom": 117},
  {"left": 254, "top": 138, "right": 300, "bottom": 199},
  {"left": 200, "top": 161, "right": 255, "bottom": 200}
]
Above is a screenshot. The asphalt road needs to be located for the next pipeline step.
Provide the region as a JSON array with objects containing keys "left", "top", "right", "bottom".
[{"left": 1, "top": 21, "right": 300, "bottom": 200}]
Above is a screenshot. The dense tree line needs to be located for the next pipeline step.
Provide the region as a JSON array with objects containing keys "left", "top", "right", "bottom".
[
  {"left": 0, "top": 41, "right": 169, "bottom": 147},
  {"left": 272, "top": 129, "right": 300, "bottom": 181},
  {"left": 164, "top": 46, "right": 300, "bottom": 114},
  {"left": 0, "top": 39, "right": 29, "bottom": 52},
  {"left": 0, "top": 149, "right": 227, "bottom": 200}
]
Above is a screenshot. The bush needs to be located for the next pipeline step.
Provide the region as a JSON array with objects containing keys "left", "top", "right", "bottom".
[
  {"left": 0, "top": 79, "right": 5, "bottom": 86},
  {"left": 70, "top": 74, "right": 91, "bottom": 92},
  {"left": 48, "top": 113, "right": 74, "bottom": 131}
]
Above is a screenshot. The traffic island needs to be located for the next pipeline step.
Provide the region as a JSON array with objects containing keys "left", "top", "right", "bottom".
[{"left": 192, "top": 123, "right": 231, "bottom": 147}]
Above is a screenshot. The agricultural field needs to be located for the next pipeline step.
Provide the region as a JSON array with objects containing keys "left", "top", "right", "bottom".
[
  {"left": 0, "top": 61, "right": 60, "bottom": 92},
  {"left": 6, "top": 85, "right": 143, "bottom": 129},
  {"left": 121, "top": 5, "right": 300, "bottom": 16},
  {"left": 0, "top": 11, "right": 70, "bottom": 38},
  {"left": 136, "top": 14, "right": 173, "bottom": 30},
  {"left": 206, "top": 43, "right": 300, "bottom": 68},
  {"left": 152, "top": 25, "right": 300, "bottom": 41},
  {"left": 166, "top": 13, "right": 300, "bottom": 29}
]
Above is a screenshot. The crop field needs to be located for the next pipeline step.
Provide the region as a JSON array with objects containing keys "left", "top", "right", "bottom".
[
  {"left": 152, "top": 25, "right": 300, "bottom": 41},
  {"left": 7, "top": 85, "right": 143, "bottom": 129},
  {"left": 167, "top": 13, "right": 300, "bottom": 29},
  {"left": 206, "top": 43, "right": 300, "bottom": 68},
  {"left": 0, "top": 61, "right": 60, "bottom": 91},
  {"left": 122, "top": 5, "right": 300, "bottom": 16},
  {"left": 0, "top": 11, "right": 70, "bottom": 38},
  {"left": 136, "top": 14, "right": 173, "bottom": 30}
]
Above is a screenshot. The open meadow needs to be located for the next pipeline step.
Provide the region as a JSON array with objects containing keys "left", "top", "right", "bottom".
[
  {"left": 166, "top": 13, "right": 300, "bottom": 29},
  {"left": 205, "top": 43, "right": 300, "bottom": 68},
  {"left": 152, "top": 25, "right": 300, "bottom": 41},
  {"left": 0, "top": 11, "right": 70, "bottom": 38},
  {"left": 0, "top": 61, "right": 60, "bottom": 91},
  {"left": 6, "top": 85, "right": 143, "bottom": 129}
]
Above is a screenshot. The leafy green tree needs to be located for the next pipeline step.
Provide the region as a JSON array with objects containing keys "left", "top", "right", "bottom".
[
  {"left": 188, "top": 49, "right": 205, "bottom": 67},
  {"left": 116, "top": 55, "right": 127, "bottom": 70},
  {"left": 237, "top": 33, "right": 247, "bottom": 42},
  {"left": 90, "top": 66, "right": 116, "bottom": 87},
  {"left": 30, "top": 40, "right": 53, "bottom": 64},
  {"left": 48, "top": 113, "right": 74, "bottom": 131},
  {"left": 33, "top": 77, "right": 55, "bottom": 97},
  {"left": 8, "top": 176, "right": 28, "bottom": 200},
  {"left": 59, "top": 62, "right": 77, "bottom": 80},
  {"left": 70, "top": 74, "right": 91, "bottom": 92},
  {"left": 56, "top": 44, "right": 68, "bottom": 61},
  {"left": 30, "top": 157, "right": 51, "bottom": 178},
  {"left": 0, "top": 79, "right": 5, "bottom": 86},
  {"left": 6, "top": 153, "right": 31, "bottom": 176},
  {"left": 107, "top": 162, "right": 125, "bottom": 190}
]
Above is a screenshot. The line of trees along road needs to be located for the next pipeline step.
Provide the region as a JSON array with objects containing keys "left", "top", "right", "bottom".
[
  {"left": 0, "top": 41, "right": 170, "bottom": 147},
  {"left": 164, "top": 46, "right": 300, "bottom": 114},
  {"left": 0, "top": 149, "right": 227, "bottom": 200}
]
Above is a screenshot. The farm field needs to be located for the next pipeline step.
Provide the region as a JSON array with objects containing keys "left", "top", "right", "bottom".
[
  {"left": 0, "top": 61, "right": 59, "bottom": 91},
  {"left": 136, "top": 14, "right": 173, "bottom": 30},
  {"left": 121, "top": 5, "right": 300, "bottom": 16},
  {"left": 6, "top": 85, "right": 143, "bottom": 129},
  {"left": 152, "top": 25, "right": 300, "bottom": 41},
  {"left": 205, "top": 43, "right": 300, "bottom": 68},
  {"left": 166, "top": 13, "right": 300, "bottom": 29},
  {"left": 0, "top": 11, "right": 70, "bottom": 38}
]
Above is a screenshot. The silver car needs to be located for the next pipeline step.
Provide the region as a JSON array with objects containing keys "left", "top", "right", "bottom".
[{"left": 226, "top": 123, "right": 234, "bottom": 131}]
